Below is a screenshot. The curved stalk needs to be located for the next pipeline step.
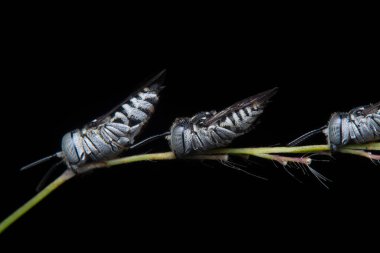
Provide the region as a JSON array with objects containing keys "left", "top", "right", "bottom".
[
  {"left": 0, "top": 170, "right": 75, "bottom": 234},
  {"left": 1, "top": 142, "right": 379, "bottom": 235}
]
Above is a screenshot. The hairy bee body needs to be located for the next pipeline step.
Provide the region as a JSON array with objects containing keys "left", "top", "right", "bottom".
[
  {"left": 169, "top": 88, "right": 278, "bottom": 157},
  {"left": 61, "top": 71, "right": 165, "bottom": 171},
  {"left": 326, "top": 103, "right": 380, "bottom": 150}
]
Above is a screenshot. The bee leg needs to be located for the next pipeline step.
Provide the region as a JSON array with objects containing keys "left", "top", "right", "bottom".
[{"left": 36, "top": 161, "right": 65, "bottom": 192}]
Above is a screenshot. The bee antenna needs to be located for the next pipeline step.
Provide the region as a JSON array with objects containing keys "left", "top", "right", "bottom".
[
  {"left": 20, "top": 152, "right": 63, "bottom": 171},
  {"left": 287, "top": 126, "right": 327, "bottom": 147},
  {"left": 129, "top": 132, "right": 171, "bottom": 150}
]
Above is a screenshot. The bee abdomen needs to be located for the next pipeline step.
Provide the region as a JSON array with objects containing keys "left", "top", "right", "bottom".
[
  {"left": 83, "top": 129, "right": 121, "bottom": 161},
  {"left": 342, "top": 114, "right": 380, "bottom": 144},
  {"left": 372, "top": 113, "right": 380, "bottom": 130},
  {"left": 121, "top": 104, "right": 149, "bottom": 122},
  {"left": 113, "top": 89, "right": 159, "bottom": 127},
  {"left": 359, "top": 122, "right": 374, "bottom": 142},
  {"left": 130, "top": 97, "right": 155, "bottom": 113},
  {"left": 359, "top": 112, "right": 380, "bottom": 141},
  {"left": 219, "top": 108, "right": 263, "bottom": 134},
  {"left": 368, "top": 116, "right": 380, "bottom": 137},
  {"left": 190, "top": 125, "right": 237, "bottom": 152},
  {"left": 137, "top": 90, "right": 160, "bottom": 104}
]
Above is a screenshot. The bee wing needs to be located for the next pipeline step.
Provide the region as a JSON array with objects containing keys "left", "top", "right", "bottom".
[
  {"left": 363, "top": 101, "right": 380, "bottom": 115},
  {"left": 203, "top": 87, "right": 278, "bottom": 126},
  {"left": 87, "top": 69, "right": 166, "bottom": 127}
]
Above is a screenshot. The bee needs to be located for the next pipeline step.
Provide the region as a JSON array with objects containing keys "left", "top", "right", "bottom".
[
  {"left": 288, "top": 102, "right": 380, "bottom": 150},
  {"left": 21, "top": 70, "right": 166, "bottom": 174},
  {"left": 168, "top": 88, "right": 278, "bottom": 157}
]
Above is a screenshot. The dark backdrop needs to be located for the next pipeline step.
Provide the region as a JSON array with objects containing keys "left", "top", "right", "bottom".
[{"left": 1, "top": 17, "right": 379, "bottom": 245}]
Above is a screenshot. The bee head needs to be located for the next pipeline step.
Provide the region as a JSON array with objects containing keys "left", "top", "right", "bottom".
[
  {"left": 61, "top": 129, "right": 86, "bottom": 170},
  {"left": 327, "top": 112, "right": 350, "bottom": 150},
  {"left": 169, "top": 118, "right": 193, "bottom": 157}
]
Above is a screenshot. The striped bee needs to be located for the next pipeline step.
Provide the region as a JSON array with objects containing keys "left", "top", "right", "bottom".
[
  {"left": 22, "top": 70, "right": 166, "bottom": 173},
  {"left": 325, "top": 102, "right": 380, "bottom": 150},
  {"left": 288, "top": 102, "right": 380, "bottom": 150},
  {"left": 168, "top": 88, "right": 278, "bottom": 157}
]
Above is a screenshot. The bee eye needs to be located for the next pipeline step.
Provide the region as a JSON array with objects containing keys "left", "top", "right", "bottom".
[{"left": 356, "top": 111, "right": 363, "bottom": 116}]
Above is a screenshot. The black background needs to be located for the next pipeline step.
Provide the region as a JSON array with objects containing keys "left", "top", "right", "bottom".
[{"left": 1, "top": 11, "right": 379, "bottom": 246}]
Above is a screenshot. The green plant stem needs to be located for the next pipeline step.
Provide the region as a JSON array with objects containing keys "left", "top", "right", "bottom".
[
  {"left": 254, "top": 153, "right": 312, "bottom": 165},
  {"left": 0, "top": 153, "right": 227, "bottom": 234},
  {"left": 0, "top": 170, "right": 75, "bottom": 234},
  {"left": 343, "top": 142, "right": 380, "bottom": 151},
  {"left": 339, "top": 148, "right": 380, "bottom": 160},
  {"left": 107, "top": 152, "right": 176, "bottom": 167},
  {"left": 1, "top": 142, "right": 379, "bottom": 235},
  {"left": 209, "top": 145, "right": 331, "bottom": 155},
  {"left": 78, "top": 152, "right": 228, "bottom": 173}
]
